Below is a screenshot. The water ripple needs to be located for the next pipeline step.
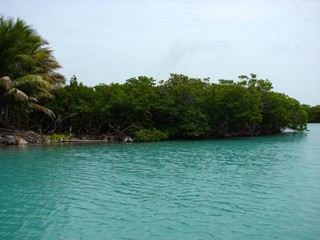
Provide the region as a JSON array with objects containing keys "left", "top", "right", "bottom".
[{"left": 1, "top": 125, "right": 320, "bottom": 239}]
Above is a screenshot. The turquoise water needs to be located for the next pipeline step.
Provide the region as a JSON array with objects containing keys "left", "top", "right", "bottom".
[{"left": 1, "top": 124, "right": 320, "bottom": 240}]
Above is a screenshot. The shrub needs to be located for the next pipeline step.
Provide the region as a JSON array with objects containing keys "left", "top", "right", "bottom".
[
  {"left": 46, "top": 133, "right": 69, "bottom": 141},
  {"left": 133, "top": 128, "right": 169, "bottom": 142}
]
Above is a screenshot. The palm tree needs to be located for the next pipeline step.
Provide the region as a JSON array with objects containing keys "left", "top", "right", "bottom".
[
  {"left": 0, "top": 16, "right": 66, "bottom": 128},
  {"left": 0, "top": 75, "right": 55, "bottom": 127}
]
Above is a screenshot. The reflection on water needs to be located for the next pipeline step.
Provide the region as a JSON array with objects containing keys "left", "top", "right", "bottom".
[{"left": 0, "top": 125, "right": 319, "bottom": 239}]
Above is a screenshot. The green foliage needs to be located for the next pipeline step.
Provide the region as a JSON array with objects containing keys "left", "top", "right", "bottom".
[
  {"left": 44, "top": 76, "right": 99, "bottom": 135},
  {"left": 1, "top": 17, "right": 307, "bottom": 140},
  {"left": 156, "top": 74, "right": 209, "bottom": 137},
  {"left": 133, "top": 128, "right": 169, "bottom": 142},
  {"left": 46, "top": 133, "right": 69, "bottom": 141},
  {"left": 0, "top": 16, "right": 65, "bottom": 128},
  {"left": 0, "top": 16, "right": 65, "bottom": 86},
  {"left": 260, "top": 92, "right": 307, "bottom": 132},
  {"left": 41, "top": 73, "right": 308, "bottom": 140},
  {"left": 204, "top": 75, "right": 265, "bottom": 136},
  {"left": 303, "top": 105, "right": 320, "bottom": 123}
]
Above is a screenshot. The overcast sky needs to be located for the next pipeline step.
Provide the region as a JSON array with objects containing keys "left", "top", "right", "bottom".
[{"left": 1, "top": 0, "right": 320, "bottom": 105}]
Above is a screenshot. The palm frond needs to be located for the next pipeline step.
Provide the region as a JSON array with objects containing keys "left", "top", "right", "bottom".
[
  {"left": 28, "top": 97, "right": 39, "bottom": 103},
  {"left": 13, "top": 74, "right": 54, "bottom": 99},
  {"left": 28, "top": 102, "right": 56, "bottom": 119},
  {"left": 0, "top": 76, "right": 13, "bottom": 90},
  {"left": 14, "top": 74, "right": 53, "bottom": 88},
  {"left": 6, "top": 88, "right": 28, "bottom": 102},
  {"left": 40, "top": 72, "right": 66, "bottom": 87}
]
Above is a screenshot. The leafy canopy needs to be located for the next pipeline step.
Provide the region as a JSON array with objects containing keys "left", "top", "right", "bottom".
[{"left": 0, "top": 16, "right": 65, "bottom": 128}]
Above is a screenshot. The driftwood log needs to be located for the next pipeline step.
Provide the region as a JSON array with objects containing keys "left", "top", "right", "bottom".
[{"left": 0, "top": 128, "right": 47, "bottom": 145}]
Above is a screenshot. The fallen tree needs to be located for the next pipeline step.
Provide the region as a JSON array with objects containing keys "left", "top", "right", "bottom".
[{"left": 0, "top": 128, "right": 47, "bottom": 145}]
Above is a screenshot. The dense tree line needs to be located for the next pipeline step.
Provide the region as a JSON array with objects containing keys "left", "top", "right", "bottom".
[
  {"left": 302, "top": 105, "right": 320, "bottom": 123},
  {"left": 0, "top": 16, "right": 311, "bottom": 142},
  {"left": 33, "top": 73, "right": 307, "bottom": 141}
]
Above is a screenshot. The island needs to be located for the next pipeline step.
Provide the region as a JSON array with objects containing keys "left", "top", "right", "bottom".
[{"left": 0, "top": 16, "right": 310, "bottom": 145}]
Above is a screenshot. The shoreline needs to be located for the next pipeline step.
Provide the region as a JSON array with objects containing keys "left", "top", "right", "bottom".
[
  {"left": 0, "top": 128, "right": 134, "bottom": 146},
  {"left": 2, "top": 124, "right": 317, "bottom": 146},
  {"left": 1, "top": 129, "right": 310, "bottom": 146}
]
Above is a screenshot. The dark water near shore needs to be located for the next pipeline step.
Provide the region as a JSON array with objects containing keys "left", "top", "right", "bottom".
[{"left": 1, "top": 124, "right": 320, "bottom": 239}]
